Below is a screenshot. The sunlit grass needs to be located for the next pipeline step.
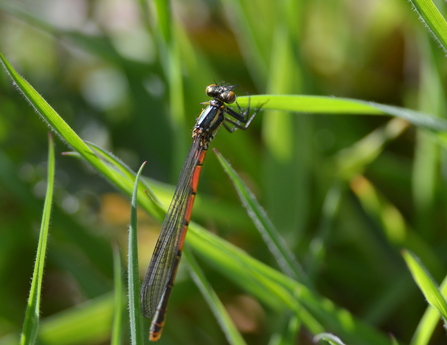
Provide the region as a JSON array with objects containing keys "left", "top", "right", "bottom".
[{"left": 1, "top": 0, "right": 447, "bottom": 344}]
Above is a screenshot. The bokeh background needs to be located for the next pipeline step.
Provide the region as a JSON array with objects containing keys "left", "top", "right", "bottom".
[{"left": 1, "top": 0, "right": 447, "bottom": 344}]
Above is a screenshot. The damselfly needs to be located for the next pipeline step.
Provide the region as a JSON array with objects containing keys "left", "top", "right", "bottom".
[{"left": 140, "top": 84, "right": 262, "bottom": 341}]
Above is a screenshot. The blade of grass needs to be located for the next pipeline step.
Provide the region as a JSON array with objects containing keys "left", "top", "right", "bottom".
[
  {"left": 410, "top": 276, "right": 447, "bottom": 345},
  {"left": 213, "top": 148, "right": 307, "bottom": 283},
  {"left": 222, "top": 0, "right": 269, "bottom": 87},
  {"left": 412, "top": 33, "right": 445, "bottom": 239},
  {"left": 128, "top": 162, "right": 146, "bottom": 345},
  {"left": 111, "top": 245, "right": 124, "bottom": 345},
  {"left": 187, "top": 222, "right": 392, "bottom": 345},
  {"left": 313, "top": 333, "right": 346, "bottom": 345},
  {"left": 20, "top": 133, "right": 55, "bottom": 345},
  {"left": 235, "top": 95, "right": 447, "bottom": 133},
  {"left": 152, "top": 0, "right": 187, "bottom": 175},
  {"left": 0, "top": 52, "right": 162, "bottom": 220},
  {"left": 184, "top": 245, "right": 247, "bottom": 345},
  {"left": 261, "top": 0, "right": 309, "bottom": 247},
  {"left": 409, "top": 0, "right": 447, "bottom": 51},
  {"left": 403, "top": 250, "right": 447, "bottom": 322},
  {"left": 84, "top": 141, "right": 165, "bottom": 221}
]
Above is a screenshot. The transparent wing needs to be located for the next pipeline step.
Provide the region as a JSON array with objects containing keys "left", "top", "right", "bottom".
[{"left": 140, "top": 138, "right": 205, "bottom": 318}]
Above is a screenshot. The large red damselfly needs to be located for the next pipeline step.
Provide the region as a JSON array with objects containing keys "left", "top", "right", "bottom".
[{"left": 140, "top": 84, "right": 262, "bottom": 341}]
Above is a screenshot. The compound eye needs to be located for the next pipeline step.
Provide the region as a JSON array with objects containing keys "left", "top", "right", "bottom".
[
  {"left": 222, "top": 91, "right": 236, "bottom": 104},
  {"left": 206, "top": 84, "right": 218, "bottom": 97}
]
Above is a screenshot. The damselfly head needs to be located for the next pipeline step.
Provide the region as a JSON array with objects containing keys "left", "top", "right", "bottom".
[{"left": 205, "top": 84, "right": 237, "bottom": 104}]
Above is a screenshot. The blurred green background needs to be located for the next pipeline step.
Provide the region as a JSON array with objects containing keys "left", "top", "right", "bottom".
[{"left": 1, "top": 0, "right": 447, "bottom": 344}]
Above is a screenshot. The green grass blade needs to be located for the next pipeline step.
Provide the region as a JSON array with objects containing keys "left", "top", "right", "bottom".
[
  {"left": 214, "top": 148, "right": 307, "bottom": 283},
  {"left": 409, "top": 0, "right": 447, "bottom": 51},
  {"left": 111, "top": 245, "right": 124, "bottom": 345},
  {"left": 410, "top": 276, "right": 447, "bottom": 345},
  {"left": 222, "top": 0, "right": 268, "bottom": 86},
  {"left": 84, "top": 141, "right": 165, "bottom": 221},
  {"left": 20, "top": 133, "right": 55, "bottom": 345},
  {"left": 260, "top": 0, "right": 308, "bottom": 251},
  {"left": 403, "top": 250, "right": 447, "bottom": 322},
  {"left": 235, "top": 95, "right": 447, "bottom": 132},
  {"left": 187, "top": 223, "right": 391, "bottom": 345},
  {"left": 313, "top": 333, "right": 346, "bottom": 345},
  {"left": 152, "top": 0, "right": 187, "bottom": 173},
  {"left": 184, "top": 246, "right": 246, "bottom": 345},
  {"left": 0, "top": 294, "right": 116, "bottom": 345},
  {"left": 0, "top": 53, "right": 162, "bottom": 220},
  {"left": 0, "top": 53, "right": 104, "bottom": 165},
  {"left": 411, "top": 32, "right": 445, "bottom": 240},
  {"left": 128, "top": 162, "right": 146, "bottom": 345}
]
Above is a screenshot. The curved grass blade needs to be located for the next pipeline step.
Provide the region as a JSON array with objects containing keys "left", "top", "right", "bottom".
[
  {"left": 213, "top": 148, "right": 307, "bottom": 283},
  {"left": 0, "top": 53, "right": 105, "bottom": 167},
  {"left": 0, "top": 53, "right": 162, "bottom": 220},
  {"left": 313, "top": 333, "right": 346, "bottom": 345},
  {"left": 184, "top": 245, "right": 246, "bottom": 345},
  {"left": 111, "top": 245, "right": 124, "bottom": 345},
  {"left": 409, "top": 0, "right": 447, "bottom": 52},
  {"left": 235, "top": 95, "right": 447, "bottom": 133},
  {"left": 20, "top": 133, "right": 55, "bottom": 345},
  {"left": 403, "top": 250, "right": 447, "bottom": 322},
  {"left": 128, "top": 162, "right": 146, "bottom": 345},
  {"left": 410, "top": 276, "right": 447, "bottom": 345},
  {"left": 85, "top": 141, "right": 165, "bottom": 222},
  {"left": 187, "top": 223, "right": 392, "bottom": 345}
]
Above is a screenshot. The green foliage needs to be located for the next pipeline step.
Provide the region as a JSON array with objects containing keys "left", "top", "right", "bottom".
[
  {"left": 128, "top": 163, "right": 146, "bottom": 345},
  {"left": 409, "top": 0, "right": 447, "bottom": 50},
  {"left": 2, "top": 0, "right": 447, "bottom": 344},
  {"left": 20, "top": 134, "right": 55, "bottom": 345},
  {"left": 111, "top": 245, "right": 124, "bottom": 345},
  {"left": 403, "top": 250, "right": 447, "bottom": 323}
]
